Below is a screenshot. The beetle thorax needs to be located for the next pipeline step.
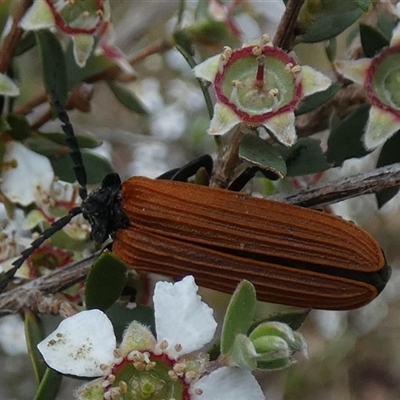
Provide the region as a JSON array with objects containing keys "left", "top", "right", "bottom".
[{"left": 82, "top": 173, "right": 129, "bottom": 243}]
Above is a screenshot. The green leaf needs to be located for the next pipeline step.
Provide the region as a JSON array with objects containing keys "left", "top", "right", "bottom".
[
  {"left": 49, "top": 150, "right": 113, "bottom": 185},
  {"left": 5, "top": 114, "right": 31, "bottom": 140},
  {"left": 326, "top": 104, "right": 371, "bottom": 166},
  {"left": 24, "top": 311, "right": 46, "bottom": 384},
  {"left": 296, "top": 83, "right": 341, "bottom": 116},
  {"left": 375, "top": 130, "right": 400, "bottom": 208},
  {"left": 85, "top": 252, "right": 128, "bottom": 311},
  {"left": 353, "top": 0, "right": 372, "bottom": 12},
  {"left": 107, "top": 81, "right": 148, "bottom": 115},
  {"left": 38, "top": 131, "right": 102, "bottom": 149},
  {"left": 359, "top": 23, "right": 389, "bottom": 57},
  {"left": 278, "top": 138, "right": 331, "bottom": 176},
  {"left": 252, "top": 309, "right": 311, "bottom": 332},
  {"left": 65, "top": 38, "right": 113, "bottom": 89},
  {"left": 221, "top": 280, "right": 257, "bottom": 356},
  {"left": 299, "top": 7, "right": 363, "bottom": 43},
  {"left": 173, "top": 29, "right": 195, "bottom": 56},
  {"left": 255, "top": 357, "right": 294, "bottom": 371},
  {"left": 50, "top": 228, "right": 88, "bottom": 253},
  {"left": 15, "top": 31, "right": 36, "bottom": 56},
  {"left": 377, "top": 10, "right": 397, "bottom": 40},
  {"left": 230, "top": 334, "right": 258, "bottom": 370},
  {"left": 325, "top": 37, "right": 337, "bottom": 63},
  {"left": 35, "top": 30, "right": 68, "bottom": 106},
  {"left": 32, "top": 367, "right": 62, "bottom": 400},
  {"left": 106, "top": 303, "right": 155, "bottom": 341},
  {"left": 239, "top": 133, "right": 287, "bottom": 179}
]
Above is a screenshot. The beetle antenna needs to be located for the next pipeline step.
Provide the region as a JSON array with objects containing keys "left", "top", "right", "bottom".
[
  {"left": 0, "top": 207, "right": 82, "bottom": 292},
  {"left": 0, "top": 92, "right": 91, "bottom": 292},
  {"left": 51, "top": 91, "right": 88, "bottom": 200}
]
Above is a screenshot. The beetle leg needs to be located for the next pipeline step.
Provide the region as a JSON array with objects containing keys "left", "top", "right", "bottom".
[
  {"left": 157, "top": 154, "right": 213, "bottom": 182},
  {"left": 228, "top": 167, "right": 280, "bottom": 192}
]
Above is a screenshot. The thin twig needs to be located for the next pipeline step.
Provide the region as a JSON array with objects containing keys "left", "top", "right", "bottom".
[
  {"left": 0, "top": 252, "right": 99, "bottom": 315},
  {"left": 0, "top": 0, "right": 32, "bottom": 73},
  {"left": 273, "top": 0, "right": 305, "bottom": 51},
  {"left": 272, "top": 163, "right": 400, "bottom": 207},
  {"left": 211, "top": 125, "right": 244, "bottom": 188},
  {"left": 86, "top": 39, "right": 173, "bottom": 83}
]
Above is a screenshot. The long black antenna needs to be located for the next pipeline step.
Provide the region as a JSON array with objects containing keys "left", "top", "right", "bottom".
[
  {"left": 52, "top": 92, "right": 88, "bottom": 200},
  {"left": 0, "top": 93, "right": 89, "bottom": 293},
  {"left": 0, "top": 208, "right": 82, "bottom": 292}
]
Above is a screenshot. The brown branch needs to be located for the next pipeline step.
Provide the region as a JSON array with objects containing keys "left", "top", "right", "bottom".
[
  {"left": 273, "top": 0, "right": 305, "bottom": 51},
  {"left": 0, "top": 0, "right": 33, "bottom": 73},
  {"left": 271, "top": 163, "right": 400, "bottom": 208},
  {"left": 0, "top": 252, "right": 99, "bottom": 316},
  {"left": 86, "top": 39, "right": 173, "bottom": 83},
  {"left": 211, "top": 125, "right": 243, "bottom": 189},
  {"left": 14, "top": 92, "right": 47, "bottom": 116}
]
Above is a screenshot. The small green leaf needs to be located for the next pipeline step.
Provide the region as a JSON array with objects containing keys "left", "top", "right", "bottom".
[
  {"left": 375, "top": 130, "right": 400, "bottom": 208},
  {"left": 85, "top": 252, "right": 127, "bottom": 311},
  {"left": 173, "top": 29, "right": 195, "bottom": 56},
  {"left": 296, "top": 83, "right": 341, "bottom": 116},
  {"left": 353, "top": 0, "right": 372, "bottom": 12},
  {"left": 0, "top": 72, "right": 19, "bottom": 96},
  {"left": 359, "top": 23, "right": 389, "bottom": 57},
  {"left": 25, "top": 136, "right": 64, "bottom": 157},
  {"left": 107, "top": 81, "right": 148, "bottom": 115},
  {"left": 325, "top": 38, "right": 337, "bottom": 63},
  {"left": 38, "top": 131, "right": 102, "bottom": 149},
  {"left": 50, "top": 228, "right": 88, "bottom": 252},
  {"left": 15, "top": 31, "right": 36, "bottom": 56},
  {"left": 239, "top": 133, "right": 287, "bottom": 179},
  {"left": 106, "top": 303, "right": 155, "bottom": 341},
  {"left": 49, "top": 150, "right": 113, "bottom": 185},
  {"left": 230, "top": 334, "right": 258, "bottom": 370},
  {"left": 221, "top": 280, "right": 257, "bottom": 356},
  {"left": 256, "top": 357, "right": 294, "bottom": 371},
  {"left": 35, "top": 30, "right": 68, "bottom": 106},
  {"left": 377, "top": 10, "right": 397, "bottom": 40},
  {"left": 24, "top": 310, "right": 46, "bottom": 384},
  {"left": 5, "top": 114, "right": 31, "bottom": 140},
  {"left": 278, "top": 138, "right": 331, "bottom": 176},
  {"left": 251, "top": 309, "right": 311, "bottom": 332},
  {"left": 67, "top": 51, "right": 113, "bottom": 89},
  {"left": 32, "top": 367, "right": 62, "bottom": 400},
  {"left": 326, "top": 104, "right": 371, "bottom": 166},
  {"left": 299, "top": 8, "right": 363, "bottom": 43}
]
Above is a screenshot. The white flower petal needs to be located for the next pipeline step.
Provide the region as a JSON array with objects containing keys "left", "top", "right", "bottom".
[
  {"left": 19, "top": 0, "right": 55, "bottom": 31},
  {"left": 154, "top": 276, "right": 217, "bottom": 358},
  {"left": 37, "top": 310, "right": 116, "bottom": 377},
  {"left": 1, "top": 142, "right": 54, "bottom": 206},
  {"left": 193, "top": 54, "right": 221, "bottom": 82},
  {"left": 208, "top": 102, "right": 242, "bottom": 135},
  {"left": 0, "top": 73, "right": 19, "bottom": 97},
  {"left": 72, "top": 34, "right": 95, "bottom": 67},
  {"left": 192, "top": 367, "right": 265, "bottom": 400},
  {"left": 363, "top": 105, "right": 400, "bottom": 149},
  {"left": 262, "top": 111, "right": 296, "bottom": 146},
  {"left": 390, "top": 22, "right": 400, "bottom": 46},
  {"left": 300, "top": 65, "right": 332, "bottom": 97},
  {"left": 334, "top": 59, "right": 371, "bottom": 86}
]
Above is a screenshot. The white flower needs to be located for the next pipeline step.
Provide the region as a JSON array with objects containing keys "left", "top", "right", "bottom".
[
  {"left": 38, "top": 276, "right": 265, "bottom": 400},
  {"left": 194, "top": 35, "right": 331, "bottom": 146},
  {"left": 0, "top": 141, "right": 54, "bottom": 207}
]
